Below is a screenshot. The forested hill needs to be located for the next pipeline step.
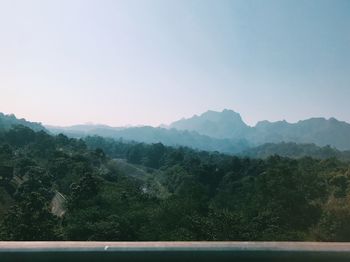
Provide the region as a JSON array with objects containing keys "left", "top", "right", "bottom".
[
  {"left": 0, "top": 113, "right": 46, "bottom": 132},
  {"left": 1, "top": 125, "right": 350, "bottom": 241},
  {"left": 241, "top": 142, "right": 350, "bottom": 161}
]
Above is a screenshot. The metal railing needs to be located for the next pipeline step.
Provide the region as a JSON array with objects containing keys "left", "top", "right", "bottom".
[{"left": 1, "top": 241, "right": 350, "bottom": 261}]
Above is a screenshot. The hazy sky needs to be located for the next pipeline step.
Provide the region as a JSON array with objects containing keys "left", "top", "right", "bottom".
[{"left": 0, "top": 0, "right": 349, "bottom": 127}]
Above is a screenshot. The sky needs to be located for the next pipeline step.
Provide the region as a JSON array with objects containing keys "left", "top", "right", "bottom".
[{"left": 0, "top": 0, "right": 349, "bottom": 127}]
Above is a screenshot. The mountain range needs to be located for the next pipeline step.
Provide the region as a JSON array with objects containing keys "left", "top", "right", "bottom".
[
  {"left": 1, "top": 110, "right": 350, "bottom": 157},
  {"left": 48, "top": 124, "right": 249, "bottom": 154},
  {"left": 169, "top": 109, "right": 350, "bottom": 151}
]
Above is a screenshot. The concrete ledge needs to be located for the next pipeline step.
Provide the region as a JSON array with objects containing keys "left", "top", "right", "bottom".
[{"left": 0, "top": 242, "right": 350, "bottom": 261}]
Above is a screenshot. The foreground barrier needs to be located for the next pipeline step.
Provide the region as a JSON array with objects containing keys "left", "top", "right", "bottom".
[{"left": 0, "top": 241, "right": 350, "bottom": 261}]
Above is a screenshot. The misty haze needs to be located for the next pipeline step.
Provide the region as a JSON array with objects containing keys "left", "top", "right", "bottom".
[{"left": 1, "top": 0, "right": 350, "bottom": 253}]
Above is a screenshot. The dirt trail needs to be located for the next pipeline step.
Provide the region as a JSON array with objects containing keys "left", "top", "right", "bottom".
[{"left": 51, "top": 191, "right": 66, "bottom": 217}]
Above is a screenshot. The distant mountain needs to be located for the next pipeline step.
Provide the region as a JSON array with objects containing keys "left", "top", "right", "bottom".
[
  {"left": 47, "top": 124, "right": 125, "bottom": 138},
  {"left": 2, "top": 110, "right": 350, "bottom": 161},
  {"left": 47, "top": 109, "right": 350, "bottom": 153},
  {"left": 0, "top": 113, "right": 46, "bottom": 132},
  {"left": 169, "top": 110, "right": 350, "bottom": 151},
  {"left": 241, "top": 142, "right": 350, "bottom": 161},
  {"left": 170, "top": 109, "right": 251, "bottom": 139},
  {"left": 251, "top": 117, "right": 350, "bottom": 150},
  {"left": 49, "top": 125, "right": 249, "bottom": 154}
]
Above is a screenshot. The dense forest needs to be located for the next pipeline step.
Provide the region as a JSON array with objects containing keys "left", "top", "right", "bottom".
[
  {"left": 241, "top": 142, "right": 350, "bottom": 161},
  {"left": 0, "top": 125, "right": 350, "bottom": 241}
]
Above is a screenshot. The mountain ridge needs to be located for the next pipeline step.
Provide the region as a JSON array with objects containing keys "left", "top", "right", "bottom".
[
  {"left": 2, "top": 110, "right": 350, "bottom": 153},
  {"left": 44, "top": 109, "right": 350, "bottom": 151},
  {"left": 169, "top": 109, "right": 252, "bottom": 139},
  {"left": 169, "top": 109, "right": 350, "bottom": 151}
]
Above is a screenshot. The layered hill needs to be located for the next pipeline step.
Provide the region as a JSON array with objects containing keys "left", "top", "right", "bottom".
[
  {"left": 3, "top": 110, "right": 350, "bottom": 155},
  {"left": 49, "top": 125, "right": 249, "bottom": 154}
]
